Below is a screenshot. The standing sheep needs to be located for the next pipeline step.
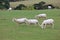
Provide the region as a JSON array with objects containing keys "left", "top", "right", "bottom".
[
  {"left": 25, "top": 19, "right": 40, "bottom": 26},
  {"left": 40, "top": 19, "right": 54, "bottom": 29},
  {"left": 35, "top": 13, "right": 47, "bottom": 19},
  {"left": 12, "top": 18, "right": 27, "bottom": 24}
]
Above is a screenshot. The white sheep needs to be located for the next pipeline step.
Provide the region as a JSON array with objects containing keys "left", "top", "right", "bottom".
[
  {"left": 12, "top": 18, "right": 27, "bottom": 24},
  {"left": 48, "top": 6, "right": 52, "bottom": 9},
  {"left": 35, "top": 13, "right": 47, "bottom": 19},
  {"left": 8, "top": 7, "right": 12, "bottom": 11},
  {"left": 40, "top": 19, "right": 54, "bottom": 29},
  {"left": 25, "top": 19, "right": 40, "bottom": 26}
]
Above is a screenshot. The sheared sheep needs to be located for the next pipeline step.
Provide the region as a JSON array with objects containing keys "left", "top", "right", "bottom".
[
  {"left": 35, "top": 13, "right": 47, "bottom": 19},
  {"left": 12, "top": 18, "right": 27, "bottom": 24},
  {"left": 25, "top": 19, "right": 40, "bottom": 26},
  {"left": 40, "top": 19, "right": 54, "bottom": 29}
]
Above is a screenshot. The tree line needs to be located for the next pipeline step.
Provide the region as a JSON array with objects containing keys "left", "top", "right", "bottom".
[{"left": 0, "top": 0, "right": 10, "bottom": 9}]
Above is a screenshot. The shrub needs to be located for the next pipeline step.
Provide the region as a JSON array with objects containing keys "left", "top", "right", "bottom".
[
  {"left": 33, "top": 4, "right": 40, "bottom": 10},
  {"left": 4, "top": 1, "right": 10, "bottom": 9},
  {"left": 39, "top": 1, "right": 46, "bottom": 5},
  {"left": 0, "top": 0, "right": 10, "bottom": 9},
  {"left": 14, "top": 4, "right": 26, "bottom": 10},
  {"left": 33, "top": 1, "right": 56, "bottom": 10},
  {"left": 0, "top": 2, "right": 5, "bottom": 9},
  {"left": 33, "top": 1, "right": 46, "bottom": 10}
]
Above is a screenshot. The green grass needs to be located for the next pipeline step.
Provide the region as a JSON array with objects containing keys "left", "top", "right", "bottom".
[{"left": 0, "top": 9, "right": 60, "bottom": 40}]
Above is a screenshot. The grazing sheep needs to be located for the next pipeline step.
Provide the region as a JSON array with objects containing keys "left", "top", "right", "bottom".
[
  {"left": 12, "top": 18, "right": 27, "bottom": 24},
  {"left": 25, "top": 19, "right": 40, "bottom": 26},
  {"left": 35, "top": 13, "right": 47, "bottom": 19},
  {"left": 40, "top": 19, "right": 54, "bottom": 29}
]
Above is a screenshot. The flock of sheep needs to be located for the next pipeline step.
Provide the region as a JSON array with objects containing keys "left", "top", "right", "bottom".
[{"left": 12, "top": 13, "right": 54, "bottom": 29}]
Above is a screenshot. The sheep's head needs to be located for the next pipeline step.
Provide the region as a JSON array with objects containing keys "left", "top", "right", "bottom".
[
  {"left": 24, "top": 18, "right": 28, "bottom": 24},
  {"left": 12, "top": 18, "right": 16, "bottom": 22},
  {"left": 35, "top": 15, "right": 39, "bottom": 19},
  {"left": 24, "top": 18, "right": 28, "bottom": 22},
  {"left": 40, "top": 24, "right": 44, "bottom": 29}
]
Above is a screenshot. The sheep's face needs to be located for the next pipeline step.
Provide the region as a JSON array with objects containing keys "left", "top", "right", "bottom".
[
  {"left": 35, "top": 16, "right": 39, "bottom": 19},
  {"left": 24, "top": 19, "right": 28, "bottom": 23},
  {"left": 12, "top": 18, "right": 16, "bottom": 22},
  {"left": 40, "top": 24, "right": 44, "bottom": 29}
]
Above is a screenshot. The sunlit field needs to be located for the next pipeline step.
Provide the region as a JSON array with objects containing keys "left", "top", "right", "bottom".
[{"left": 0, "top": 9, "right": 60, "bottom": 40}]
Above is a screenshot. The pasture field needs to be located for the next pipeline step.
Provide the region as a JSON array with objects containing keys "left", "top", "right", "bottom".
[{"left": 0, "top": 9, "right": 60, "bottom": 40}]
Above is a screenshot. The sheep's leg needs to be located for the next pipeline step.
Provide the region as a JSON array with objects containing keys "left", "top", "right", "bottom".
[
  {"left": 41, "top": 26, "right": 44, "bottom": 29},
  {"left": 52, "top": 23, "right": 54, "bottom": 29},
  {"left": 40, "top": 24, "right": 44, "bottom": 29},
  {"left": 44, "top": 24, "right": 46, "bottom": 29},
  {"left": 34, "top": 23, "right": 37, "bottom": 26}
]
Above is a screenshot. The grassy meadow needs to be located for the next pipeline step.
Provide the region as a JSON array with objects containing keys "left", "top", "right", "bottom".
[{"left": 0, "top": 9, "right": 60, "bottom": 40}]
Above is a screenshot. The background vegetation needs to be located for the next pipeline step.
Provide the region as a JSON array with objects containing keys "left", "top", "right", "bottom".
[
  {"left": 0, "top": 0, "right": 60, "bottom": 10},
  {"left": 10, "top": 0, "right": 60, "bottom": 8}
]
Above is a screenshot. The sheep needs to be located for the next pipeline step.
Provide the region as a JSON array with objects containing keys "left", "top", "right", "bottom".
[
  {"left": 8, "top": 7, "right": 12, "bottom": 11},
  {"left": 12, "top": 18, "right": 27, "bottom": 24},
  {"left": 48, "top": 6, "right": 52, "bottom": 9},
  {"left": 25, "top": 19, "right": 40, "bottom": 26},
  {"left": 40, "top": 19, "right": 54, "bottom": 29},
  {"left": 35, "top": 13, "right": 47, "bottom": 19}
]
